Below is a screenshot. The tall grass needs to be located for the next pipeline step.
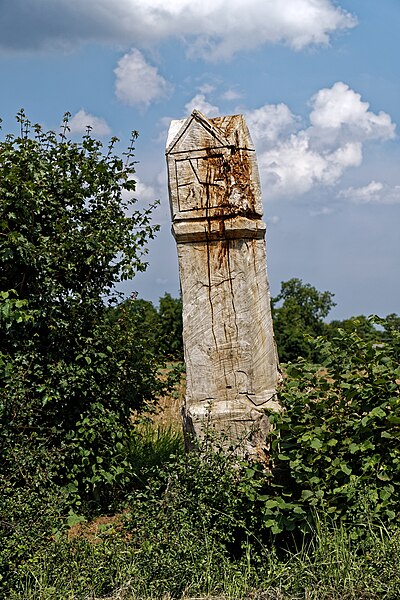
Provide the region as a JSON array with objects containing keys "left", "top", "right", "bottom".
[
  {"left": 11, "top": 520, "right": 400, "bottom": 599},
  {"left": 127, "top": 421, "right": 185, "bottom": 482}
]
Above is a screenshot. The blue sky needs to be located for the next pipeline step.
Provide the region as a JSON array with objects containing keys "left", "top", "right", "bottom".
[{"left": 0, "top": 0, "right": 399, "bottom": 320}]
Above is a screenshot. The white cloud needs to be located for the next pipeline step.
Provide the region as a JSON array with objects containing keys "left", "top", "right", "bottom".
[
  {"left": 135, "top": 178, "right": 157, "bottom": 203},
  {"left": 245, "top": 103, "right": 298, "bottom": 145},
  {"left": 221, "top": 89, "right": 242, "bottom": 101},
  {"left": 259, "top": 134, "right": 362, "bottom": 196},
  {"left": 246, "top": 83, "right": 395, "bottom": 199},
  {"left": 141, "top": 0, "right": 357, "bottom": 60},
  {"left": 184, "top": 94, "right": 220, "bottom": 117},
  {"left": 0, "top": 0, "right": 357, "bottom": 60},
  {"left": 122, "top": 176, "right": 158, "bottom": 212},
  {"left": 310, "top": 82, "right": 396, "bottom": 141},
  {"left": 68, "top": 109, "right": 111, "bottom": 136},
  {"left": 339, "top": 180, "right": 383, "bottom": 201},
  {"left": 114, "top": 49, "right": 172, "bottom": 107},
  {"left": 338, "top": 181, "right": 400, "bottom": 205},
  {"left": 197, "top": 83, "right": 215, "bottom": 95}
]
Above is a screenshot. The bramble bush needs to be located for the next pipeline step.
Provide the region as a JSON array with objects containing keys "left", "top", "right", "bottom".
[{"left": 266, "top": 317, "right": 400, "bottom": 536}]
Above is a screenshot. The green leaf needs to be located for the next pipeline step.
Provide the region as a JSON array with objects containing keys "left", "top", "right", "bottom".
[
  {"left": 278, "top": 453, "right": 290, "bottom": 461},
  {"left": 310, "top": 438, "right": 323, "bottom": 450},
  {"left": 368, "top": 407, "right": 386, "bottom": 419},
  {"left": 301, "top": 490, "right": 314, "bottom": 501},
  {"left": 348, "top": 442, "right": 360, "bottom": 453},
  {"left": 377, "top": 471, "right": 392, "bottom": 481},
  {"left": 66, "top": 511, "right": 86, "bottom": 528},
  {"left": 264, "top": 499, "right": 280, "bottom": 509}
]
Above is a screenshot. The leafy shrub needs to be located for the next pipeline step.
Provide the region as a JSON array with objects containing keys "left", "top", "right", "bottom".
[
  {"left": 7, "top": 440, "right": 400, "bottom": 599},
  {"left": 0, "top": 112, "right": 173, "bottom": 527},
  {"left": 268, "top": 317, "right": 400, "bottom": 535},
  {"left": 130, "top": 293, "right": 183, "bottom": 360}
]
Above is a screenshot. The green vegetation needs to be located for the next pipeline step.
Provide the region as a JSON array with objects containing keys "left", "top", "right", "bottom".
[
  {"left": 272, "top": 277, "right": 399, "bottom": 363},
  {"left": 272, "top": 277, "right": 336, "bottom": 363},
  {"left": 132, "top": 292, "right": 183, "bottom": 359},
  {"left": 1, "top": 114, "right": 399, "bottom": 599},
  {"left": 269, "top": 319, "right": 400, "bottom": 534}
]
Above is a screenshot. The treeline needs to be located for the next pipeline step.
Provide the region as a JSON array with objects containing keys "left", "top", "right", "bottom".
[
  {"left": 271, "top": 277, "right": 399, "bottom": 362},
  {"left": 132, "top": 293, "right": 183, "bottom": 360}
]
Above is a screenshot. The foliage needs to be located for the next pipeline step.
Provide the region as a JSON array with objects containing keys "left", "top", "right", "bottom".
[
  {"left": 272, "top": 278, "right": 335, "bottom": 362},
  {"left": 6, "top": 444, "right": 400, "bottom": 598},
  {"left": 124, "top": 421, "right": 185, "bottom": 485},
  {"left": 1, "top": 424, "right": 185, "bottom": 598},
  {"left": 267, "top": 317, "right": 400, "bottom": 535},
  {"left": 127, "top": 292, "right": 183, "bottom": 360},
  {"left": 0, "top": 474, "right": 68, "bottom": 593},
  {"left": 325, "top": 314, "right": 378, "bottom": 342},
  {"left": 380, "top": 312, "right": 400, "bottom": 360},
  {"left": 120, "top": 442, "right": 264, "bottom": 598},
  {"left": 157, "top": 292, "right": 183, "bottom": 358},
  {"left": 0, "top": 112, "right": 166, "bottom": 513}
]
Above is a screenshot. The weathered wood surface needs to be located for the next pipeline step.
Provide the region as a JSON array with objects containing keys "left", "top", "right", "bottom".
[{"left": 166, "top": 110, "right": 280, "bottom": 458}]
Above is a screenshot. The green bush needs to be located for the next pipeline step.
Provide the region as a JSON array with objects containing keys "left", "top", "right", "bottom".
[
  {"left": 7, "top": 442, "right": 400, "bottom": 599},
  {"left": 0, "top": 112, "right": 170, "bottom": 510},
  {"left": 268, "top": 317, "right": 400, "bottom": 535},
  {"left": 0, "top": 112, "right": 176, "bottom": 596}
]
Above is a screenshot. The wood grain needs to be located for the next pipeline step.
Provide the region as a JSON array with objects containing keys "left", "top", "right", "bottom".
[{"left": 166, "top": 110, "right": 281, "bottom": 458}]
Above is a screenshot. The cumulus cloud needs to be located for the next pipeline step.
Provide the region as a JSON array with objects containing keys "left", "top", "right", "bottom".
[
  {"left": 197, "top": 83, "right": 216, "bottom": 95},
  {"left": 135, "top": 178, "right": 158, "bottom": 203},
  {"left": 184, "top": 93, "right": 220, "bottom": 117},
  {"left": 0, "top": 0, "right": 356, "bottom": 59},
  {"left": 68, "top": 109, "right": 111, "bottom": 136},
  {"left": 114, "top": 49, "right": 172, "bottom": 106},
  {"left": 245, "top": 103, "right": 299, "bottom": 144},
  {"left": 259, "top": 134, "right": 362, "bottom": 196},
  {"left": 309, "top": 82, "right": 396, "bottom": 141},
  {"left": 246, "top": 82, "right": 395, "bottom": 199},
  {"left": 338, "top": 181, "right": 400, "bottom": 205},
  {"left": 121, "top": 176, "right": 158, "bottom": 209}
]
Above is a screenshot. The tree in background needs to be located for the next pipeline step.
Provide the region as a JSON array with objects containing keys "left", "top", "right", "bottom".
[
  {"left": 0, "top": 112, "right": 165, "bottom": 509},
  {"left": 158, "top": 292, "right": 183, "bottom": 359},
  {"left": 272, "top": 278, "right": 335, "bottom": 362},
  {"left": 380, "top": 313, "right": 400, "bottom": 360},
  {"left": 122, "top": 293, "right": 183, "bottom": 360},
  {"left": 271, "top": 278, "right": 398, "bottom": 363}
]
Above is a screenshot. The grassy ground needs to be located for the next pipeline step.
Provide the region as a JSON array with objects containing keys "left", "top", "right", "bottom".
[
  {"left": 5, "top": 373, "right": 400, "bottom": 599},
  {"left": 11, "top": 518, "right": 400, "bottom": 599}
]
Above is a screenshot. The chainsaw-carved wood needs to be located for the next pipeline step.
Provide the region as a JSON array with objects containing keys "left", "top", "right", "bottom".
[{"left": 166, "top": 110, "right": 280, "bottom": 457}]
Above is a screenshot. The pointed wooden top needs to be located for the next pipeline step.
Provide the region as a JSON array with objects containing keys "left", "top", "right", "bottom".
[{"left": 166, "top": 110, "right": 255, "bottom": 155}]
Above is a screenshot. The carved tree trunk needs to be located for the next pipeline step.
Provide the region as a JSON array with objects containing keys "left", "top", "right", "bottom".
[{"left": 166, "top": 110, "right": 280, "bottom": 458}]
